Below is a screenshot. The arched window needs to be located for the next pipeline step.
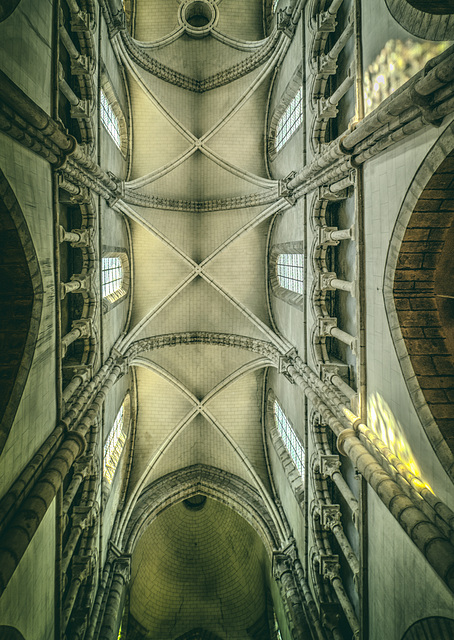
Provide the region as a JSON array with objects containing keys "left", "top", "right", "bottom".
[
  {"left": 100, "top": 89, "right": 121, "bottom": 149},
  {"left": 277, "top": 253, "right": 304, "bottom": 293},
  {"left": 102, "top": 256, "right": 124, "bottom": 301},
  {"left": 275, "top": 86, "right": 303, "bottom": 152},
  {"left": 103, "top": 404, "right": 126, "bottom": 484},
  {"left": 274, "top": 399, "right": 305, "bottom": 477}
]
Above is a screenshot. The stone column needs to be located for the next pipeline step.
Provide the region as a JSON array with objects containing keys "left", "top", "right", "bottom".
[
  {"left": 273, "top": 552, "right": 311, "bottom": 640},
  {"left": 59, "top": 225, "right": 92, "bottom": 247},
  {"left": 318, "top": 226, "right": 353, "bottom": 246},
  {"left": 63, "top": 365, "right": 92, "bottom": 405},
  {"left": 321, "top": 363, "right": 356, "bottom": 401},
  {"left": 98, "top": 555, "right": 131, "bottom": 640},
  {"left": 61, "top": 274, "right": 92, "bottom": 300},
  {"left": 319, "top": 317, "right": 356, "bottom": 353},
  {"left": 318, "top": 272, "right": 355, "bottom": 296},
  {"left": 62, "top": 319, "right": 92, "bottom": 357}
]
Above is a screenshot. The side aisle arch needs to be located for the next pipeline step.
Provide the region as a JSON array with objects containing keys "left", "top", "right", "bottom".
[
  {"left": 0, "top": 169, "right": 43, "bottom": 454},
  {"left": 384, "top": 123, "right": 454, "bottom": 480}
]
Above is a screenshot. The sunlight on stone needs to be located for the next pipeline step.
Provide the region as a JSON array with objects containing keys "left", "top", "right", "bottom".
[
  {"left": 363, "top": 39, "right": 450, "bottom": 116},
  {"left": 367, "top": 393, "right": 433, "bottom": 493}
]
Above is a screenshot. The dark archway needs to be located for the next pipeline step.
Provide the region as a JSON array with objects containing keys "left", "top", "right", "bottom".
[
  {"left": 0, "top": 169, "right": 43, "bottom": 453},
  {"left": 0, "top": 627, "right": 26, "bottom": 640},
  {"left": 401, "top": 616, "right": 454, "bottom": 639},
  {"left": 0, "top": 0, "right": 21, "bottom": 23}
]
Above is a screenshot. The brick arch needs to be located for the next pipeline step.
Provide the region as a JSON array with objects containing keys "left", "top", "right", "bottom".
[
  {"left": 384, "top": 122, "right": 454, "bottom": 479},
  {"left": 0, "top": 169, "right": 43, "bottom": 454}
]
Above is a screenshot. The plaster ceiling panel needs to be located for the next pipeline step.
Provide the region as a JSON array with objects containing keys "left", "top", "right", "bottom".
[
  {"left": 143, "top": 413, "right": 257, "bottom": 488},
  {"left": 151, "top": 35, "right": 249, "bottom": 82},
  {"left": 203, "top": 219, "right": 271, "bottom": 326},
  {"left": 132, "top": 65, "right": 199, "bottom": 134},
  {"left": 196, "top": 205, "right": 268, "bottom": 261},
  {"left": 130, "top": 497, "right": 268, "bottom": 639},
  {"left": 130, "top": 205, "right": 197, "bottom": 260},
  {"left": 198, "top": 67, "right": 263, "bottom": 138},
  {"left": 206, "top": 369, "right": 271, "bottom": 492},
  {"left": 134, "top": 0, "right": 179, "bottom": 42},
  {"left": 128, "top": 76, "right": 190, "bottom": 181},
  {"left": 206, "top": 79, "right": 271, "bottom": 178},
  {"left": 135, "top": 277, "right": 269, "bottom": 342},
  {"left": 215, "top": 0, "right": 264, "bottom": 41},
  {"left": 129, "top": 220, "right": 193, "bottom": 329},
  {"left": 127, "top": 366, "right": 195, "bottom": 495},
  {"left": 145, "top": 343, "right": 259, "bottom": 401},
  {"left": 138, "top": 151, "right": 265, "bottom": 201}
]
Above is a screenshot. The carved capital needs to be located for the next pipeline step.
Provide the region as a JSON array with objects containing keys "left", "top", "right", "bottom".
[
  {"left": 278, "top": 171, "right": 297, "bottom": 205},
  {"left": 276, "top": 8, "right": 295, "bottom": 38},
  {"left": 318, "top": 226, "right": 339, "bottom": 247},
  {"left": 320, "top": 504, "right": 341, "bottom": 530},
  {"left": 72, "top": 318, "right": 92, "bottom": 338},
  {"left": 318, "top": 271, "right": 337, "bottom": 291},
  {"left": 318, "top": 316, "right": 337, "bottom": 336},
  {"left": 320, "top": 554, "right": 340, "bottom": 580},
  {"left": 320, "top": 453, "right": 341, "bottom": 478}
]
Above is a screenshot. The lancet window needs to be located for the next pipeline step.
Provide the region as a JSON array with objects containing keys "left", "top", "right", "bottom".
[
  {"left": 102, "top": 257, "right": 124, "bottom": 300},
  {"left": 103, "top": 405, "right": 126, "bottom": 484},
  {"left": 275, "top": 86, "right": 303, "bottom": 151},
  {"left": 100, "top": 89, "right": 121, "bottom": 149},
  {"left": 274, "top": 400, "right": 305, "bottom": 477},
  {"left": 277, "top": 253, "right": 304, "bottom": 294}
]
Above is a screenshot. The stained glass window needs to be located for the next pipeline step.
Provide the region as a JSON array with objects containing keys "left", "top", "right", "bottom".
[
  {"left": 102, "top": 257, "right": 123, "bottom": 300},
  {"left": 103, "top": 405, "right": 126, "bottom": 484},
  {"left": 274, "top": 400, "right": 305, "bottom": 478},
  {"left": 101, "top": 90, "right": 121, "bottom": 149},
  {"left": 277, "top": 253, "right": 304, "bottom": 294},
  {"left": 275, "top": 86, "right": 303, "bottom": 152}
]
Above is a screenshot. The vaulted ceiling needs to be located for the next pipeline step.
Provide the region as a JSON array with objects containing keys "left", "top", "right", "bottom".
[{"left": 113, "top": 1, "right": 293, "bottom": 636}]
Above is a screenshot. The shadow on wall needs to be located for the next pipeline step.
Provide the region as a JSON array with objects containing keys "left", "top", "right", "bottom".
[{"left": 0, "top": 169, "right": 43, "bottom": 455}]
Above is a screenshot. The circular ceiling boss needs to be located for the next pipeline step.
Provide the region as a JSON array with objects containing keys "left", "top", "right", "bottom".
[{"left": 179, "top": 0, "right": 219, "bottom": 38}]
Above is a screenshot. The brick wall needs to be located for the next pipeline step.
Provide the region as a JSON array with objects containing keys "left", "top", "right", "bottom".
[{"left": 393, "top": 150, "right": 454, "bottom": 454}]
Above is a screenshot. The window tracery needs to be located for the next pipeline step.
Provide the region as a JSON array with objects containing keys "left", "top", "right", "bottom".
[
  {"left": 100, "top": 89, "right": 121, "bottom": 149},
  {"left": 102, "top": 256, "right": 124, "bottom": 301},
  {"left": 277, "top": 253, "right": 304, "bottom": 294},
  {"left": 275, "top": 86, "right": 303, "bottom": 151},
  {"left": 103, "top": 404, "right": 126, "bottom": 484},
  {"left": 274, "top": 399, "right": 305, "bottom": 478}
]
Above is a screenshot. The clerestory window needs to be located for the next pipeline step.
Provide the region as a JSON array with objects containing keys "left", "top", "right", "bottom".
[
  {"left": 103, "top": 404, "right": 126, "bottom": 484},
  {"left": 102, "top": 256, "right": 124, "bottom": 301},
  {"left": 275, "top": 86, "right": 303, "bottom": 152},
  {"left": 274, "top": 399, "right": 305, "bottom": 478},
  {"left": 277, "top": 253, "right": 304, "bottom": 294},
  {"left": 100, "top": 89, "right": 121, "bottom": 149}
]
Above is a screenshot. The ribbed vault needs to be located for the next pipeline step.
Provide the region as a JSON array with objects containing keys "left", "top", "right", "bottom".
[{"left": 115, "top": 0, "right": 290, "bottom": 633}]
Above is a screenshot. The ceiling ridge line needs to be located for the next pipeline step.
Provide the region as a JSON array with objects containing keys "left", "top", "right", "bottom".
[
  {"left": 199, "top": 271, "right": 293, "bottom": 353},
  {"left": 123, "top": 272, "right": 197, "bottom": 348},
  {"left": 200, "top": 145, "right": 278, "bottom": 189},
  {"left": 200, "top": 199, "right": 289, "bottom": 266},
  {"left": 132, "top": 357, "right": 199, "bottom": 405},
  {"left": 200, "top": 39, "right": 287, "bottom": 145},
  {"left": 126, "top": 146, "right": 197, "bottom": 189},
  {"left": 116, "top": 201, "right": 196, "bottom": 266},
  {"left": 115, "top": 36, "right": 196, "bottom": 144}
]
